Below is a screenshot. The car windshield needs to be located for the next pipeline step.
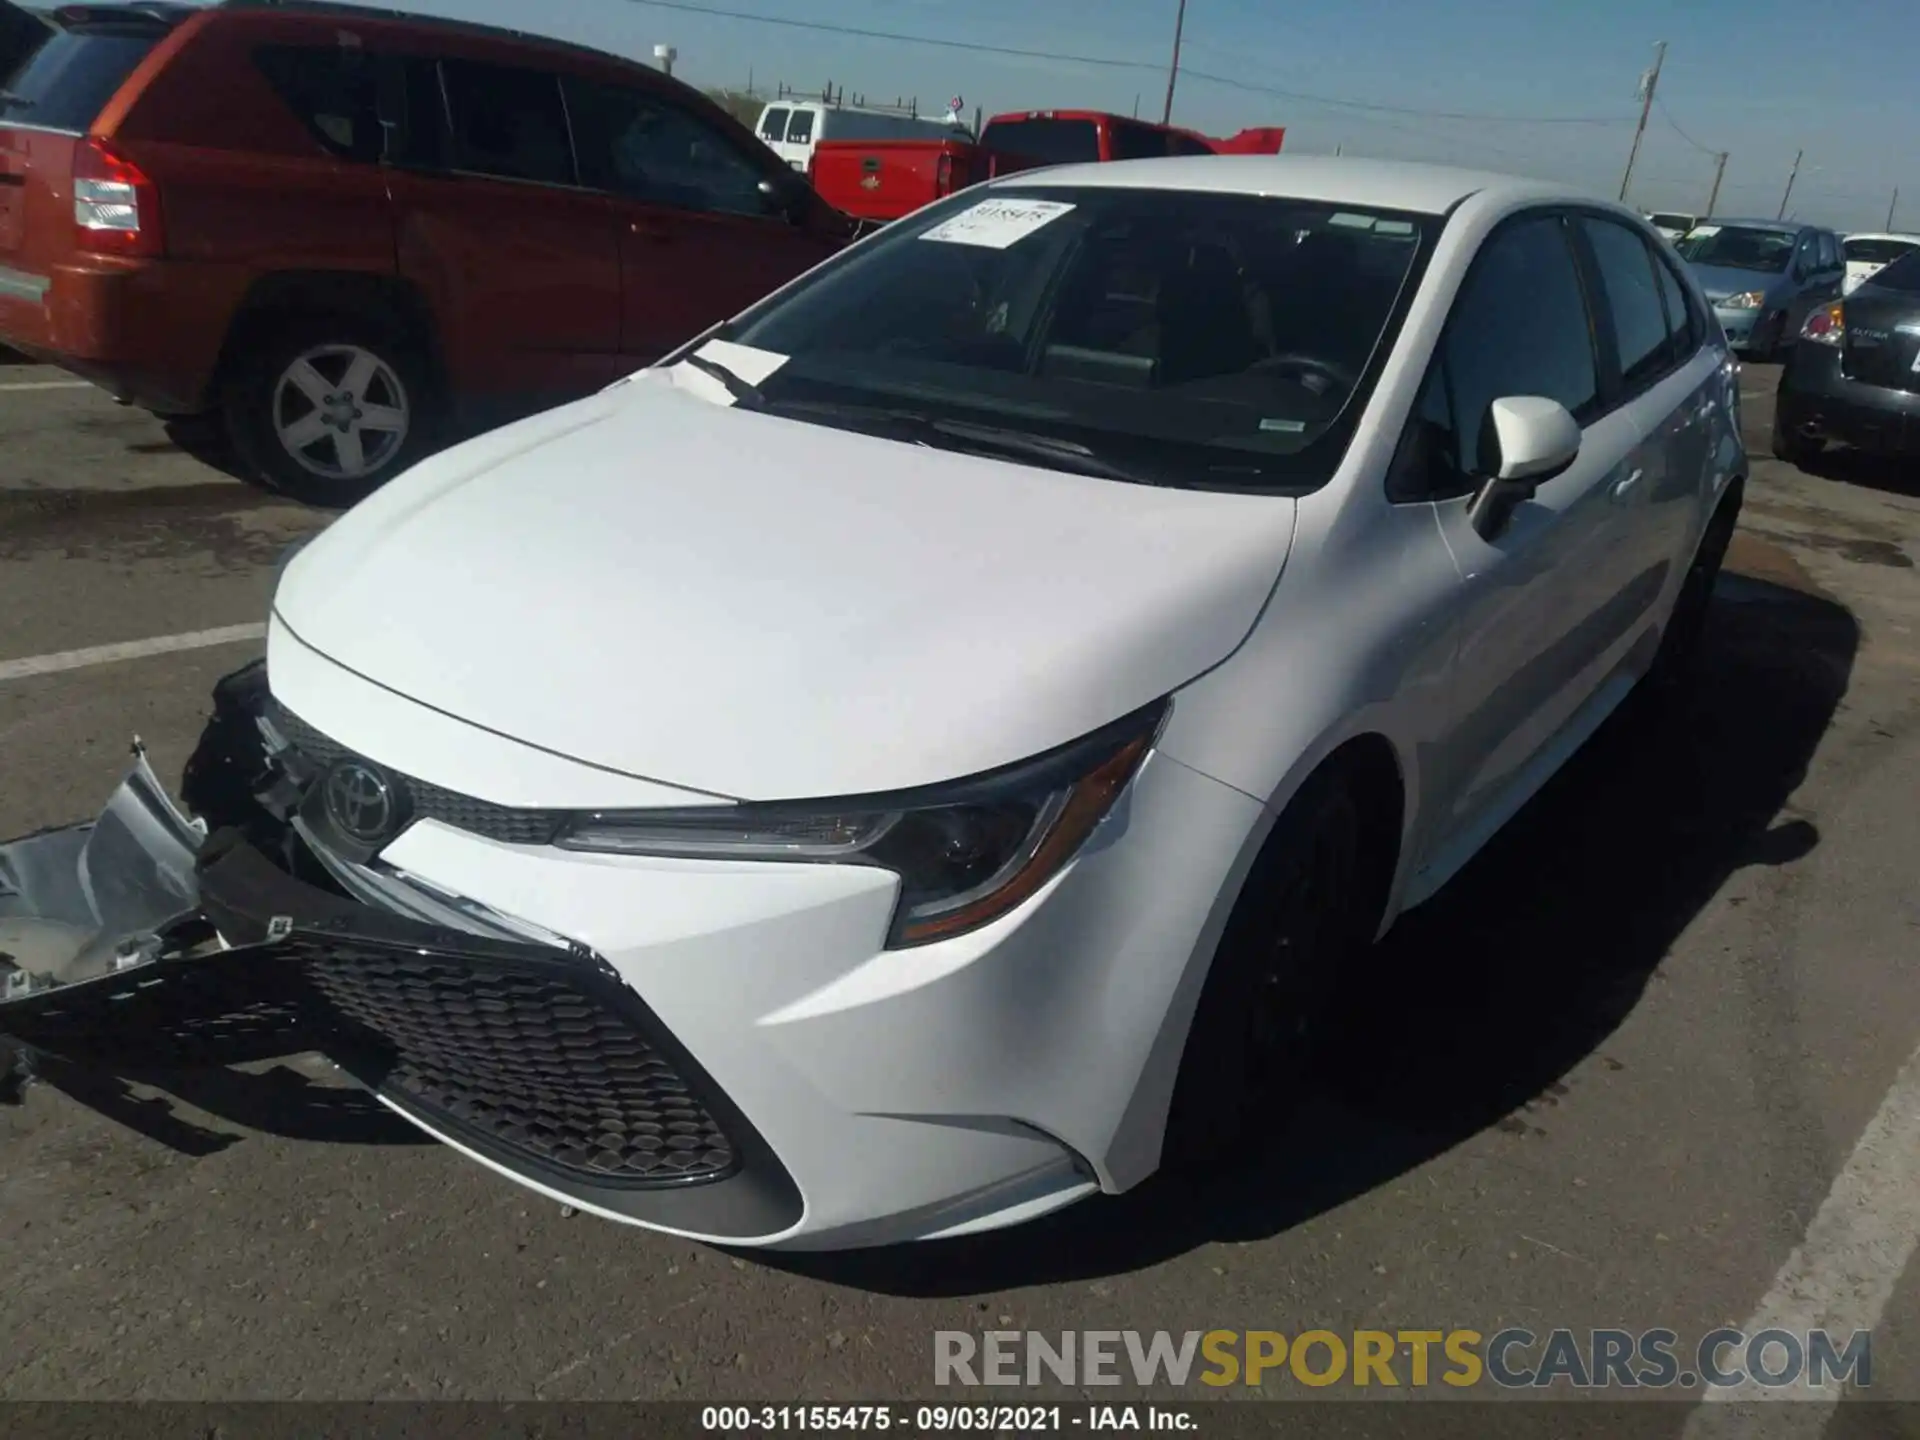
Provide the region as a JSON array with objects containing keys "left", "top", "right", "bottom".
[
  {"left": 1676, "top": 225, "right": 1796, "bottom": 272},
  {"left": 711, "top": 186, "right": 1436, "bottom": 492},
  {"left": 1845, "top": 237, "right": 1919, "bottom": 266}
]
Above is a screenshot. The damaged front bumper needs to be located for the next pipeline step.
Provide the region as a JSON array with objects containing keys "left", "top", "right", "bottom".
[{"left": 0, "top": 743, "right": 802, "bottom": 1241}]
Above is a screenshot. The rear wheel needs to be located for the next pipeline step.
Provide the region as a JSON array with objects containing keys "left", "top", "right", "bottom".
[
  {"left": 1162, "top": 765, "right": 1370, "bottom": 1169},
  {"left": 1645, "top": 484, "right": 1743, "bottom": 697},
  {"left": 224, "top": 315, "right": 437, "bottom": 507}
]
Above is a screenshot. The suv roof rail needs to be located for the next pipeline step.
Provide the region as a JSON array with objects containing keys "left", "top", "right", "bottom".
[{"left": 214, "top": 0, "right": 659, "bottom": 74}]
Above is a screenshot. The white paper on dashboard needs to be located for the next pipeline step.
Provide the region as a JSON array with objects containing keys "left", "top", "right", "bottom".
[{"left": 919, "top": 198, "right": 1076, "bottom": 250}]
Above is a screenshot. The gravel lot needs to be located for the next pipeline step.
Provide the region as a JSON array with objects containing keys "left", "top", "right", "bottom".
[{"left": 2, "top": 353, "right": 1918, "bottom": 1426}]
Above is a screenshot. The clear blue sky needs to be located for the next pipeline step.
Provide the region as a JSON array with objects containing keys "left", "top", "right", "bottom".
[{"left": 348, "top": 0, "right": 1917, "bottom": 232}]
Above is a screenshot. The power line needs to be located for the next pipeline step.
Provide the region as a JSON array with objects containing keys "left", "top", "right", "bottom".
[
  {"left": 1654, "top": 96, "right": 1717, "bottom": 156},
  {"left": 619, "top": 0, "right": 1637, "bottom": 126}
]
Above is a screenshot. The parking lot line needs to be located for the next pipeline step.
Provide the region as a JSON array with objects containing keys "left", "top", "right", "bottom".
[
  {"left": 0, "top": 623, "right": 265, "bottom": 683},
  {"left": 1681, "top": 1038, "right": 1920, "bottom": 1432},
  {"left": 0, "top": 379, "right": 95, "bottom": 392}
]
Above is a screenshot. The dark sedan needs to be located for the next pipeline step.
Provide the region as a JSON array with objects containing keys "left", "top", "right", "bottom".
[{"left": 1774, "top": 247, "right": 1920, "bottom": 464}]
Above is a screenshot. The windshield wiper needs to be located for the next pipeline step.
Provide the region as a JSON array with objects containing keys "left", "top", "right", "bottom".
[
  {"left": 677, "top": 352, "right": 765, "bottom": 408},
  {"left": 923, "top": 418, "right": 1160, "bottom": 484}
]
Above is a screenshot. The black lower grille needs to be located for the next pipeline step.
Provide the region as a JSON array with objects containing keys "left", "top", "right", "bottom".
[
  {"left": 267, "top": 705, "right": 566, "bottom": 847},
  {"left": 296, "top": 940, "right": 738, "bottom": 1187}
]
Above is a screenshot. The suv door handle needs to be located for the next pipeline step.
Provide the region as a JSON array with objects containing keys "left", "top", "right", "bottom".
[{"left": 628, "top": 220, "right": 672, "bottom": 243}]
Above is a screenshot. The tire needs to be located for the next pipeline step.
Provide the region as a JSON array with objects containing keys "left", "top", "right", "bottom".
[
  {"left": 1162, "top": 764, "right": 1371, "bottom": 1170},
  {"left": 1644, "top": 485, "right": 1742, "bottom": 698},
  {"left": 1770, "top": 407, "right": 1825, "bottom": 466},
  {"left": 223, "top": 312, "right": 437, "bottom": 508}
]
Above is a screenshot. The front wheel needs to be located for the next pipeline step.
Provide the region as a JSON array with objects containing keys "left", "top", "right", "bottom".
[
  {"left": 1162, "top": 766, "right": 1368, "bottom": 1170},
  {"left": 224, "top": 317, "right": 437, "bottom": 507}
]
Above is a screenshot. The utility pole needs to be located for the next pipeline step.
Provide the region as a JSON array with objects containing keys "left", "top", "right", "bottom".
[
  {"left": 1618, "top": 40, "right": 1667, "bottom": 203},
  {"left": 1889, "top": 187, "right": 1900, "bottom": 230},
  {"left": 1160, "top": 0, "right": 1187, "bottom": 125},
  {"left": 1705, "top": 150, "right": 1728, "bottom": 219},
  {"left": 1777, "top": 148, "right": 1803, "bottom": 220}
]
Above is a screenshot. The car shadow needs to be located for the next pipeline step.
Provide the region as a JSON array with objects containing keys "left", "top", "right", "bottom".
[
  {"left": 1795, "top": 445, "right": 1920, "bottom": 500},
  {"left": 763, "top": 571, "right": 1858, "bottom": 1295}
]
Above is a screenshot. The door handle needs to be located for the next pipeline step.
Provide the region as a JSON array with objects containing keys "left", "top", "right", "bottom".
[
  {"left": 628, "top": 219, "right": 672, "bottom": 243},
  {"left": 1611, "top": 469, "right": 1644, "bottom": 501}
]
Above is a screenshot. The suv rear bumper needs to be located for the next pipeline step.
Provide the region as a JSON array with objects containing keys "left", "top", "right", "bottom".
[
  {"left": 1777, "top": 340, "right": 1920, "bottom": 455},
  {"left": 0, "top": 254, "right": 240, "bottom": 413}
]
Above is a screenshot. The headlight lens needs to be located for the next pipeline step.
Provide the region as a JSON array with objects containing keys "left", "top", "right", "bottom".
[
  {"left": 555, "top": 700, "right": 1169, "bottom": 947},
  {"left": 1718, "top": 290, "right": 1766, "bottom": 310}
]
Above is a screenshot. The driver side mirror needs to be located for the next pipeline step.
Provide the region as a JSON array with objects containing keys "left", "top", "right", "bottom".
[
  {"left": 1465, "top": 396, "right": 1581, "bottom": 541},
  {"left": 758, "top": 177, "right": 810, "bottom": 225}
]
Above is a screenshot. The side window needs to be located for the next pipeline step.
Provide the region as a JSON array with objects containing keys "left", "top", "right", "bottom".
[
  {"left": 1167, "top": 133, "right": 1215, "bottom": 157},
  {"left": 1109, "top": 121, "right": 1168, "bottom": 161},
  {"left": 785, "top": 108, "right": 815, "bottom": 145},
  {"left": 757, "top": 106, "right": 789, "bottom": 144},
  {"left": 1817, "top": 232, "right": 1839, "bottom": 271},
  {"left": 1652, "top": 249, "right": 1698, "bottom": 356},
  {"left": 1794, "top": 232, "right": 1818, "bottom": 277},
  {"left": 439, "top": 59, "right": 576, "bottom": 186},
  {"left": 1442, "top": 214, "right": 1599, "bottom": 476},
  {"left": 253, "top": 44, "right": 383, "bottom": 164},
  {"left": 565, "top": 78, "right": 773, "bottom": 218},
  {"left": 1579, "top": 216, "right": 1672, "bottom": 391}
]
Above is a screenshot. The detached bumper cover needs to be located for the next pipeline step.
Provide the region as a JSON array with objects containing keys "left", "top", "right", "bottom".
[{"left": 0, "top": 759, "right": 802, "bottom": 1240}]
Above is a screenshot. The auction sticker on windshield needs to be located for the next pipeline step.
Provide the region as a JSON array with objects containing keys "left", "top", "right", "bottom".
[{"left": 921, "top": 199, "right": 1076, "bottom": 249}]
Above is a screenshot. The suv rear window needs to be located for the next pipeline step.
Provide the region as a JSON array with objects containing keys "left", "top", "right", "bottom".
[
  {"left": 1864, "top": 249, "right": 1920, "bottom": 293},
  {"left": 0, "top": 22, "right": 162, "bottom": 131},
  {"left": 981, "top": 117, "right": 1100, "bottom": 166},
  {"left": 757, "top": 106, "right": 787, "bottom": 143},
  {"left": 253, "top": 44, "right": 382, "bottom": 163}
]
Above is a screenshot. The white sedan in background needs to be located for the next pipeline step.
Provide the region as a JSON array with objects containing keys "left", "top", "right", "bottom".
[
  {"left": 1842, "top": 232, "right": 1920, "bottom": 294},
  {"left": 0, "top": 157, "right": 1747, "bottom": 1251}
]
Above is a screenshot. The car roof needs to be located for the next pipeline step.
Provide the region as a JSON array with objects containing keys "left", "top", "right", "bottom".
[
  {"left": 1845, "top": 231, "right": 1920, "bottom": 243},
  {"left": 982, "top": 154, "right": 1605, "bottom": 218},
  {"left": 1700, "top": 217, "right": 1806, "bottom": 233},
  {"left": 211, "top": 0, "right": 659, "bottom": 72}
]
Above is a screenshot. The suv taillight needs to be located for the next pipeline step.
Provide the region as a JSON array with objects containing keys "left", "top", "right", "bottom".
[{"left": 72, "top": 137, "right": 163, "bottom": 258}]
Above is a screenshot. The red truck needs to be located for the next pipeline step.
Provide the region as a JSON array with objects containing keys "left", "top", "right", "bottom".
[{"left": 810, "top": 109, "right": 1285, "bottom": 224}]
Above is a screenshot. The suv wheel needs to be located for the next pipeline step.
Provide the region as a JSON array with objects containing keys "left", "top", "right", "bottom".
[
  {"left": 225, "top": 317, "right": 436, "bottom": 507},
  {"left": 1162, "top": 764, "right": 1369, "bottom": 1170}
]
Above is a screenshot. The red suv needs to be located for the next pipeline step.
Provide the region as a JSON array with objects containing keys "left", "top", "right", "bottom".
[{"left": 0, "top": 1, "right": 856, "bottom": 502}]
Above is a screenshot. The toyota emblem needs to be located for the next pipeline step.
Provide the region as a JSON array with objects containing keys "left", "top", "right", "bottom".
[{"left": 323, "top": 760, "right": 402, "bottom": 845}]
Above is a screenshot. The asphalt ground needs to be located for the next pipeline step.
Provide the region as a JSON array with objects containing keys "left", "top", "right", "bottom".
[{"left": 2, "top": 353, "right": 1919, "bottom": 1432}]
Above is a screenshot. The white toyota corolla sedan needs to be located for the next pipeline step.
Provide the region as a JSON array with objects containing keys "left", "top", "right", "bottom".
[{"left": 0, "top": 157, "right": 1746, "bottom": 1251}]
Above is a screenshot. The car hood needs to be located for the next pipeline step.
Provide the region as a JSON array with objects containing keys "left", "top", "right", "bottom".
[
  {"left": 1689, "top": 262, "right": 1786, "bottom": 302},
  {"left": 273, "top": 375, "right": 1298, "bottom": 802}
]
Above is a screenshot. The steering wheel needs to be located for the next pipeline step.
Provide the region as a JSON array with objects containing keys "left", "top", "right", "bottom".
[{"left": 1255, "top": 352, "right": 1360, "bottom": 393}]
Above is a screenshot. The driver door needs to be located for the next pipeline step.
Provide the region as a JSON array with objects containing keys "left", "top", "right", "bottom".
[
  {"left": 561, "top": 76, "right": 845, "bottom": 362},
  {"left": 1409, "top": 210, "right": 1646, "bottom": 855}
]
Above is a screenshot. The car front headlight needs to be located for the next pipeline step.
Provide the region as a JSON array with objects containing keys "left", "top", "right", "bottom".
[
  {"left": 555, "top": 700, "right": 1169, "bottom": 947},
  {"left": 1718, "top": 291, "right": 1766, "bottom": 310}
]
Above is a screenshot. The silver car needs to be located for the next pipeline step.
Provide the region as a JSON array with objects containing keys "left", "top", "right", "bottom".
[{"left": 1676, "top": 219, "right": 1846, "bottom": 359}]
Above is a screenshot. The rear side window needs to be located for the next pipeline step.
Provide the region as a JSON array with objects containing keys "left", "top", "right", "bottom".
[
  {"left": 1579, "top": 216, "right": 1671, "bottom": 389},
  {"left": 757, "top": 106, "right": 788, "bottom": 143},
  {"left": 439, "top": 58, "right": 576, "bottom": 186},
  {"left": 0, "top": 24, "right": 161, "bottom": 131},
  {"left": 253, "top": 44, "right": 382, "bottom": 164},
  {"left": 1652, "top": 250, "right": 1699, "bottom": 353},
  {"left": 784, "top": 108, "right": 813, "bottom": 144},
  {"left": 1108, "top": 120, "right": 1167, "bottom": 160}
]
